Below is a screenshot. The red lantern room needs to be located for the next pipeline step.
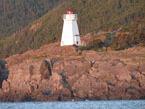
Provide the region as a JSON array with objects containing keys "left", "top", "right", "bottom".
[{"left": 66, "top": 8, "right": 74, "bottom": 14}]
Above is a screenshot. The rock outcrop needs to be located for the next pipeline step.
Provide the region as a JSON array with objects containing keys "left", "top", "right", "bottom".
[{"left": 0, "top": 42, "right": 145, "bottom": 102}]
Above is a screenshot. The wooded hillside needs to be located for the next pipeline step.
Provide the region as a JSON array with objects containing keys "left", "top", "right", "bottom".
[
  {"left": 0, "top": 0, "right": 145, "bottom": 59},
  {"left": 0, "top": 0, "right": 65, "bottom": 37}
]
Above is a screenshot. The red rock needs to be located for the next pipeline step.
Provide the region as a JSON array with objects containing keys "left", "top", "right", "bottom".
[
  {"left": 138, "top": 75, "right": 145, "bottom": 89},
  {"left": 108, "top": 85, "right": 130, "bottom": 100},
  {"left": 3, "top": 40, "right": 145, "bottom": 101},
  {"left": 90, "top": 71, "right": 117, "bottom": 84},
  {"left": 39, "top": 72, "right": 64, "bottom": 94},
  {"left": 72, "top": 75, "right": 108, "bottom": 99},
  {"left": 2, "top": 80, "right": 10, "bottom": 93},
  {"left": 31, "top": 75, "right": 41, "bottom": 83},
  {"left": 0, "top": 89, "right": 3, "bottom": 96},
  {"left": 139, "top": 62, "right": 145, "bottom": 72},
  {"left": 116, "top": 73, "right": 132, "bottom": 82}
]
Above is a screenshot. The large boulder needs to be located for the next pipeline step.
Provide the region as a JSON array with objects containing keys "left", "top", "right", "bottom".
[
  {"left": 7, "top": 60, "right": 36, "bottom": 95},
  {"left": 116, "top": 73, "right": 132, "bottom": 82},
  {"left": 2, "top": 80, "right": 10, "bottom": 93},
  {"left": 40, "top": 60, "right": 52, "bottom": 80},
  {"left": 72, "top": 75, "right": 108, "bottom": 99},
  {"left": 110, "top": 63, "right": 132, "bottom": 82},
  {"left": 90, "top": 70, "right": 117, "bottom": 84},
  {"left": 9, "top": 72, "right": 31, "bottom": 94},
  {"left": 108, "top": 85, "right": 130, "bottom": 100},
  {"left": 138, "top": 75, "right": 145, "bottom": 89},
  {"left": 39, "top": 72, "right": 70, "bottom": 95},
  {"left": 53, "top": 60, "right": 90, "bottom": 87},
  {"left": 108, "top": 80, "right": 141, "bottom": 100},
  {"left": 139, "top": 62, "right": 145, "bottom": 73}
]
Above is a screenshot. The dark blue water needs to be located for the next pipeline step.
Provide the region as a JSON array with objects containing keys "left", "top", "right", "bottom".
[{"left": 0, "top": 100, "right": 145, "bottom": 109}]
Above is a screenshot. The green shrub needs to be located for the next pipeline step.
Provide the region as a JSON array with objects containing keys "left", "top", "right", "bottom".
[
  {"left": 79, "top": 39, "right": 104, "bottom": 51},
  {"left": 79, "top": 46, "right": 93, "bottom": 51},
  {"left": 88, "top": 39, "right": 104, "bottom": 50},
  {"left": 111, "top": 33, "right": 130, "bottom": 50},
  {"left": 129, "top": 28, "right": 145, "bottom": 46}
]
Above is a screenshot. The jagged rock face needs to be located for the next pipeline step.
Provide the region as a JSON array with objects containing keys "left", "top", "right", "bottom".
[
  {"left": 39, "top": 73, "right": 63, "bottom": 93},
  {"left": 53, "top": 60, "right": 90, "bottom": 87},
  {"left": 1, "top": 44, "right": 145, "bottom": 101},
  {"left": 72, "top": 75, "right": 108, "bottom": 99}
]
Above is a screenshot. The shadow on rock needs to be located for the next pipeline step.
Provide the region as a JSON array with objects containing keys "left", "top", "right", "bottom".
[
  {"left": 22, "top": 95, "right": 34, "bottom": 102},
  {"left": 0, "top": 60, "right": 9, "bottom": 88},
  {"left": 58, "top": 72, "right": 74, "bottom": 97},
  {"left": 40, "top": 60, "right": 52, "bottom": 80}
]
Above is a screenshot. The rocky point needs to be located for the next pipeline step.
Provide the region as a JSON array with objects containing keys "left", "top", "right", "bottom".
[{"left": 0, "top": 41, "right": 145, "bottom": 102}]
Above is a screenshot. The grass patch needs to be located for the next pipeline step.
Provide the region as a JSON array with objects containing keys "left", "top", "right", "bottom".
[
  {"left": 112, "top": 63, "right": 117, "bottom": 66},
  {"left": 75, "top": 53, "right": 82, "bottom": 56},
  {"left": 26, "top": 55, "right": 47, "bottom": 59},
  {"left": 131, "top": 58, "right": 145, "bottom": 63},
  {"left": 121, "top": 61, "right": 127, "bottom": 66}
]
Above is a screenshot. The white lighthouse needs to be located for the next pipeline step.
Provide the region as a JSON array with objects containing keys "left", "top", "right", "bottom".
[{"left": 61, "top": 8, "right": 81, "bottom": 46}]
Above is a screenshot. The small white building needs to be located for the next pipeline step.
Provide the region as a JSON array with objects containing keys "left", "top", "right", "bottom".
[{"left": 61, "top": 8, "right": 81, "bottom": 46}]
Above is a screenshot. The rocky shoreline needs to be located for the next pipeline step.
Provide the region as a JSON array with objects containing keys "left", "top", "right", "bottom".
[{"left": 0, "top": 42, "right": 145, "bottom": 102}]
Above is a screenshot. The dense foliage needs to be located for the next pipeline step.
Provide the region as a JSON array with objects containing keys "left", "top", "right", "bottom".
[
  {"left": 111, "top": 27, "right": 145, "bottom": 50},
  {"left": 0, "top": 0, "right": 145, "bottom": 59},
  {"left": 0, "top": 0, "right": 65, "bottom": 37}
]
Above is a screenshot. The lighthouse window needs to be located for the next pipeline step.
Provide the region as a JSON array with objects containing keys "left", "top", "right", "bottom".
[{"left": 76, "top": 37, "right": 79, "bottom": 41}]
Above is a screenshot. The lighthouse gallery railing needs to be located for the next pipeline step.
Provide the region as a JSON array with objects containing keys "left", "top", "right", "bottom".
[{"left": 63, "top": 14, "right": 77, "bottom": 20}]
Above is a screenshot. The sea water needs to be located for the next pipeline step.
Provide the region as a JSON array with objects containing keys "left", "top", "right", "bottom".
[{"left": 0, "top": 100, "right": 145, "bottom": 109}]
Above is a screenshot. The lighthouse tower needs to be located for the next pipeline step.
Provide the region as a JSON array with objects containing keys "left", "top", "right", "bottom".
[{"left": 61, "top": 8, "right": 81, "bottom": 46}]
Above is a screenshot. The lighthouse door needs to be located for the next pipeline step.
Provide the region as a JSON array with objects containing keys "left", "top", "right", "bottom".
[{"left": 74, "top": 35, "right": 80, "bottom": 46}]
